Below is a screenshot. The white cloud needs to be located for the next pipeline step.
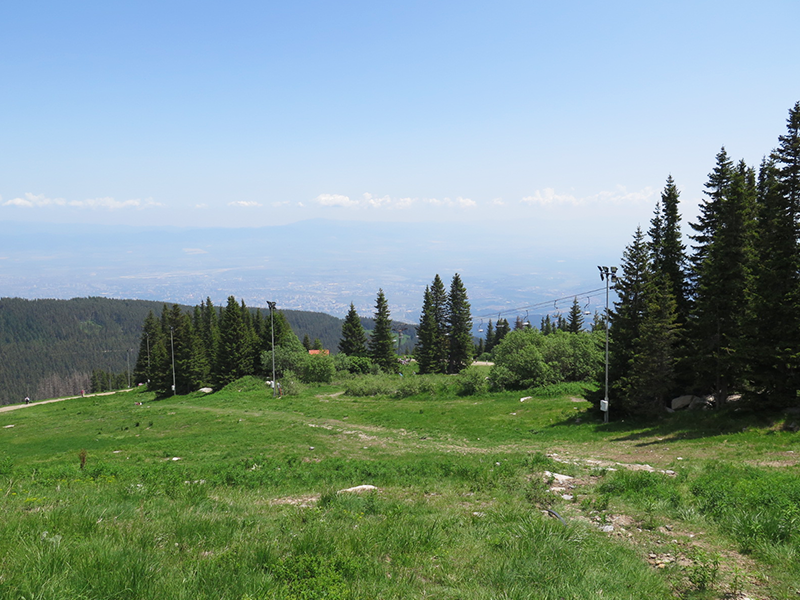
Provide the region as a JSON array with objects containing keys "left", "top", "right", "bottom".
[
  {"left": 521, "top": 188, "right": 579, "bottom": 206},
  {"left": 456, "top": 196, "right": 476, "bottom": 208},
  {"left": 424, "top": 196, "right": 476, "bottom": 209},
  {"left": 312, "top": 193, "right": 477, "bottom": 211},
  {"left": 3, "top": 193, "right": 67, "bottom": 207},
  {"left": 491, "top": 198, "right": 506, "bottom": 206},
  {"left": 183, "top": 248, "right": 208, "bottom": 255},
  {"left": 70, "top": 197, "right": 162, "bottom": 210},
  {"left": 195, "top": 203, "right": 208, "bottom": 209},
  {"left": 272, "top": 201, "right": 291, "bottom": 207},
  {"left": 521, "top": 186, "right": 655, "bottom": 206},
  {"left": 362, "top": 193, "right": 392, "bottom": 208},
  {"left": 2, "top": 193, "right": 162, "bottom": 210},
  {"left": 314, "top": 193, "right": 357, "bottom": 208},
  {"left": 228, "top": 201, "right": 263, "bottom": 207}
]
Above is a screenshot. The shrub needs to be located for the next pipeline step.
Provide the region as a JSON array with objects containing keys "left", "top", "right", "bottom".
[
  {"left": 301, "top": 353, "right": 335, "bottom": 384},
  {"left": 455, "top": 367, "right": 487, "bottom": 396},
  {"left": 334, "top": 354, "right": 376, "bottom": 375}
]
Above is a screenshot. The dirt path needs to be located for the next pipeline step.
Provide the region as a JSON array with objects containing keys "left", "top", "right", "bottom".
[{"left": 0, "top": 388, "right": 135, "bottom": 413}]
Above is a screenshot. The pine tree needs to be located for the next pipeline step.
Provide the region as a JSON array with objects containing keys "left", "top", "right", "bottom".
[
  {"left": 484, "top": 320, "right": 495, "bottom": 352},
  {"left": 338, "top": 303, "right": 368, "bottom": 356},
  {"left": 566, "top": 297, "right": 584, "bottom": 333},
  {"left": 216, "top": 296, "right": 255, "bottom": 387},
  {"left": 302, "top": 334, "right": 312, "bottom": 351},
  {"left": 540, "top": 314, "right": 554, "bottom": 335},
  {"left": 446, "top": 273, "right": 473, "bottom": 374},
  {"left": 430, "top": 275, "right": 450, "bottom": 371},
  {"left": 689, "top": 154, "right": 757, "bottom": 405},
  {"left": 495, "top": 318, "right": 511, "bottom": 345},
  {"left": 610, "top": 228, "right": 678, "bottom": 415},
  {"left": 747, "top": 104, "right": 800, "bottom": 407},
  {"left": 415, "top": 286, "right": 442, "bottom": 374},
  {"left": 414, "top": 276, "right": 450, "bottom": 374},
  {"left": 133, "top": 311, "right": 161, "bottom": 385},
  {"left": 198, "top": 298, "right": 219, "bottom": 379},
  {"left": 167, "top": 304, "right": 205, "bottom": 395},
  {"left": 369, "top": 289, "right": 398, "bottom": 372},
  {"left": 650, "top": 176, "right": 689, "bottom": 322}
]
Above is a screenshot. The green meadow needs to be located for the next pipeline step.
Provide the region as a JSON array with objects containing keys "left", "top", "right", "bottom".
[{"left": 1, "top": 376, "right": 799, "bottom": 599}]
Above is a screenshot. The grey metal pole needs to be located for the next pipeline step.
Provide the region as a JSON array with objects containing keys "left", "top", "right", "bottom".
[
  {"left": 268, "top": 301, "right": 277, "bottom": 397},
  {"left": 170, "top": 327, "right": 176, "bottom": 396},
  {"left": 604, "top": 275, "right": 610, "bottom": 424}
]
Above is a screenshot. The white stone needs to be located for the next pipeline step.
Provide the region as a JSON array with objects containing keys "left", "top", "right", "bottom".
[{"left": 338, "top": 485, "right": 377, "bottom": 494}]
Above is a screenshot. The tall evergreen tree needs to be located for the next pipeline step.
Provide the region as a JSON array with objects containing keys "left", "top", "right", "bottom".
[
  {"left": 610, "top": 228, "right": 678, "bottom": 415},
  {"left": 369, "top": 289, "right": 398, "bottom": 372},
  {"left": 133, "top": 311, "right": 162, "bottom": 386},
  {"left": 430, "top": 275, "right": 450, "bottom": 371},
  {"left": 484, "top": 320, "right": 496, "bottom": 352},
  {"left": 446, "top": 273, "right": 473, "bottom": 374},
  {"left": 338, "top": 303, "right": 368, "bottom": 356},
  {"left": 167, "top": 304, "right": 205, "bottom": 395},
  {"left": 495, "top": 318, "right": 511, "bottom": 345},
  {"left": 414, "top": 275, "right": 450, "bottom": 374},
  {"left": 689, "top": 154, "right": 757, "bottom": 405},
  {"left": 650, "top": 175, "right": 689, "bottom": 322},
  {"left": 415, "top": 286, "right": 443, "bottom": 374},
  {"left": 215, "top": 296, "right": 255, "bottom": 387},
  {"left": 566, "top": 297, "right": 584, "bottom": 333},
  {"left": 747, "top": 104, "right": 800, "bottom": 407}
]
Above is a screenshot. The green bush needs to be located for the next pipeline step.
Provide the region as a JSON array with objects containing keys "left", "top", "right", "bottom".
[
  {"left": 334, "top": 354, "right": 376, "bottom": 375},
  {"left": 455, "top": 367, "right": 487, "bottom": 396},
  {"left": 343, "top": 374, "right": 396, "bottom": 397},
  {"left": 488, "top": 329, "right": 601, "bottom": 391},
  {"left": 301, "top": 353, "right": 335, "bottom": 384}
]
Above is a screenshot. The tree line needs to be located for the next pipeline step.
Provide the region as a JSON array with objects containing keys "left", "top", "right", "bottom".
[{"left": 609, "top": 101, "right": 800, "bottom": 415}]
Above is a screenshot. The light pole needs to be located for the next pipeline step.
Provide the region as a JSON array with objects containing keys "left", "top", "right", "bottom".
[
  {"left": 267, "top": 301, "right": 277, "bottom": 397},
  {"left": 597, "top": 266, "right": 618, "bottom": 423},
  {"left": 170, "top": 326, "right": 176, "bottom": 396}
]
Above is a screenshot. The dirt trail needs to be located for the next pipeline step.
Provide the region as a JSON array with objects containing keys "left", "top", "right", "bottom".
[{"left": 0, "top": 388, "right": 135, "bottom": 413}]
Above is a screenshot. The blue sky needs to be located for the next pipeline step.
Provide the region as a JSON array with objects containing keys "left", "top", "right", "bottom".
[{"left": 1, "top": 1, "right": 799, "bottom": 239}]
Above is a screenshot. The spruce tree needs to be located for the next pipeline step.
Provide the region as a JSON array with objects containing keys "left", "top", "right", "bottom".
[
  {"left": 368, "top": 289, "right": 398, "bottom": 372},
  {"left": 689, "top": 155, "right": 757, "bottom": 405},
  {"left": 415, "top": 275, "right": 450, "bottom": 374},
  {"left": 610, "top": 228, "right": 678, "bottom": 415},
  {"left": 338, "top": 303, "right": 368, "bottom": 356},
  {"left": 430, "top": 275, "right": 450, "bottom": 371},
  {"left": 216, "top": 296, "right": 254, "bottom": 387},
  {"left": 747, "top": 104, "right": 800, "bottom": 407},
  {"left": 133, "top": 311, "right": 162, "bottom": 386},
  {"left": 446, "top": 273, "right": 473, "bottom": 374},
  {"left": 566, "top": 297, "right": 584, "bottom": 333},
  {"left": 650, "top": 176, "right": 689, "bottom": 322},
  {"left": 495, "top": 318, "right": 511, "bottom": 345},
  {"left": 415, "top": 286, "right": 442, "bottom": 374},
  {"left": 484, "top": 320, "right": 495, "bottom": 352}
]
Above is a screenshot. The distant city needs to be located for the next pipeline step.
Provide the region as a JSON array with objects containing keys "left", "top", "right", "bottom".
[{"left": 0, "top": 218, "right": 620, "bottom": 326}]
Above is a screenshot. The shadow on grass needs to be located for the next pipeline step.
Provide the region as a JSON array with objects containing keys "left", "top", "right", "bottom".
[{"left": 548, "top": 402, "right": 793, "bottom": 447}]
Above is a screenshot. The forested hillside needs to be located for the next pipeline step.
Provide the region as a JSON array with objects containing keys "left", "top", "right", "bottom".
[{"left": 0, "top": 297, "right": 380, "bottom": 405}]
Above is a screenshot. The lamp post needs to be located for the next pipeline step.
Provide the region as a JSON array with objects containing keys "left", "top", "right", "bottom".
[
  {"left": 267, "top": 301, "right": 277, "bottom": 397},
  {"left": 170, "top": 326, "right": 176, "bottom": 396},
  {"left": 597, "top": 266, "right": 618, "bottom": 423}
]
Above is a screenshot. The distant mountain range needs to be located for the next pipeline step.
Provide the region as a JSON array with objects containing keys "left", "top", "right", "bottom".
[{"left": 0, "top": 218, "right": 621, "bottom": 324}]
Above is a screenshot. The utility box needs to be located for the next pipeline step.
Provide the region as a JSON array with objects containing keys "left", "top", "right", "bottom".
[{"left": 600, "top": 400, "right": 608, "bottom": 412}]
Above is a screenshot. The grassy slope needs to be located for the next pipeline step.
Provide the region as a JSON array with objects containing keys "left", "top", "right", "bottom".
[{"left": 0, "top": 379, "right": 798, "bottom": 599}]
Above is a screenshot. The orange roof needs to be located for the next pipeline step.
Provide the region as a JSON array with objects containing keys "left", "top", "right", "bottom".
[{"left": 308, "top": 349, "right": 330, "bottom": 355}]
